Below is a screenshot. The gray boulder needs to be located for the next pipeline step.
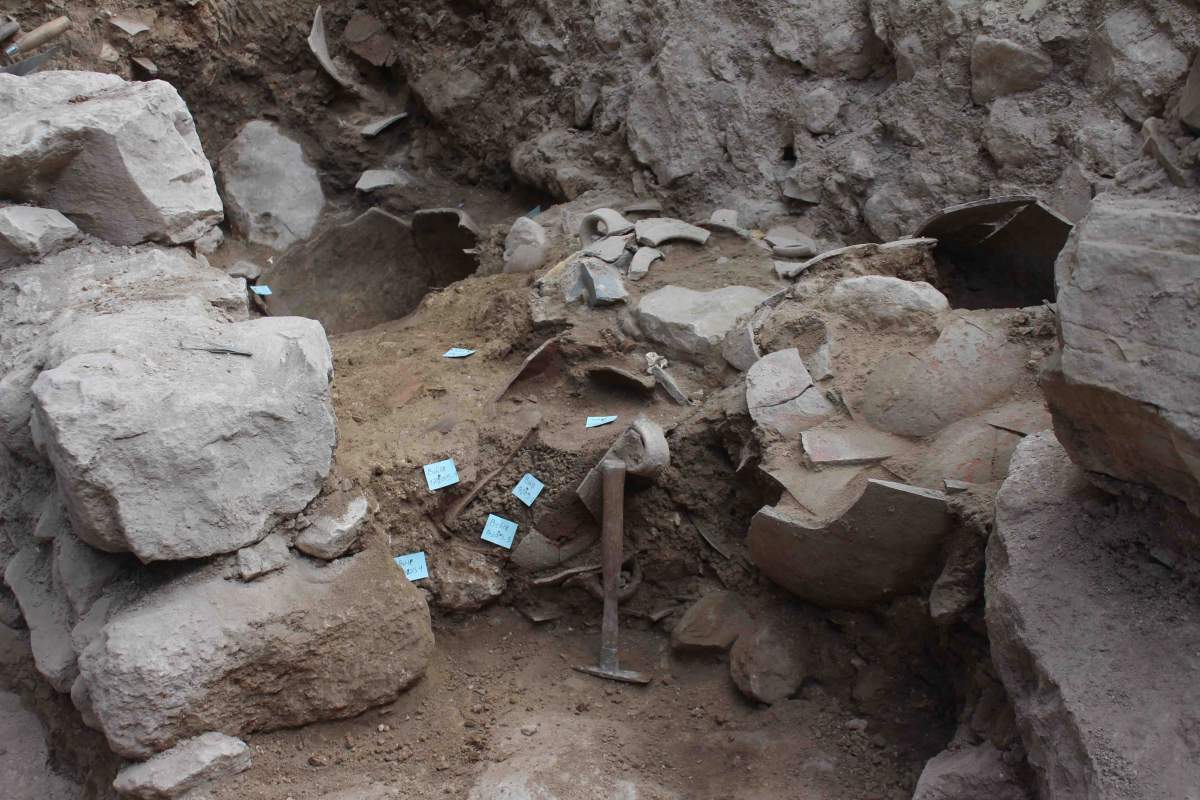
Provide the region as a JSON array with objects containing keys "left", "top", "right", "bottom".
[
  {"left": 1089, "top": 7, "right": 1190, "bottom": 123},
  {"left": 636, "top": 285, "right": 770, "bottom": 363},
  {"left": 748, "top": 480, "right": 951, "bottom": 608},
  {"left": 296, "top": 496, "right": 369, "bottom": 561},
  {"left": 987, "top": 432, "right": 1200, "bottom": 799},
  {"left": 970, "top": 37, "right": 1052, "bottom": 105},
  {"left": 31, "top": 315, "right": 335, "bottom": 562},
  {"left": 984, "top": 98, "right": 1058, "bottom": 170},
  {"left": 912, "top": 743, "right": 1029, "bottom": 800},
  {"left": 3, "top": 542, "right": 77, "bottom": 692},
  {"left": 1043, "top": 196, "right": 1200, "bottom": 516},
  {"left": 0, "top": 72, "right": 222, "bottom": 245},
  {"left": 78, "top": 549, "right": 434, "bottom": 758},
  {"left": 113, "top": 732, "right": 250, "bottom": 799},
  {"left": 218, "top": 121, "right": 325, "bottom": 250},
  {"left": 0, "top": 206, "right": 79, "bottom": 267}
]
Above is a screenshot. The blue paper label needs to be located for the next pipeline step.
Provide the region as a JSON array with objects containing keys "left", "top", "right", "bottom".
[
  {"left": 481, "top": 514, "right": 518, "bottom": 549},
  {"left": 250, "top": 285, "right": 272, "bottom": 296},
  {"left": 585, "top": 415, "right": 618, "bottom": 428},
  {"left": 443, "top": 347, "right": 475, "bottom": 358},
  {"left": 423, "top": 459, "right": 459, "bottom": 491},
  {"left": 512, "top": 473, "right": 545, "bottom": 507},
  {"left": 394, "top": 552, "right": 429, "bottom": 581}
]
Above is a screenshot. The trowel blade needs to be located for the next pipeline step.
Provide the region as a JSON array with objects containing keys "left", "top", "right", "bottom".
[
  {"left": 573, "top": 664, "right": 652, "bottom": 685},
  {"left": 1, "top": 46, "right": 58, "bottom": 75}
]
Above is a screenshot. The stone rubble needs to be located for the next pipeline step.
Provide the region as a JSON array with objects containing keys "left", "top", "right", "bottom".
[
  {"left": 0, "top": 205, "right": 79, "bottom": 267},
  {"left": 112, "top": 732, "right": 251, "bottom": 799},
  {"left": 295, "top": 496, "right": 369, "bottom": 561}
]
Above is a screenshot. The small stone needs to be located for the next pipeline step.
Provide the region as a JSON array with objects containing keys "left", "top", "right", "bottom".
[
  {"left": 730, "top": 623, "right": 804, "bottom": 704},
  {"left": 798, "top": 87, "right": 843, "bottom": 135},
  {"left": 355, "top": 169, "right": 409, "bottom": 192},
  {"left": 970, "top": 36, "right": 1052, "bottom": 105},
  {"left": 236, "top": 533, "right": 290, "bottom": 581},
  {"left": 192, "top": 226, "right": 223, "bottom": 256},
  {"left": 520, "top": 724, "right": 538, "bottom": 737},
  {"left": 295, "top": 497, "right": 369, "bottom": 561},
  {"left": 227, "top": 261, "right": 262, "bottom": 282},
  {"left": 828, "top": 275, "right": 949, "bottom": 331},
  {"left": 503, "top": 217, "right": 548, "bottom": 274},
  {"left": 671, "top": 591, "right": 752, "bottom": 653},
  {"left": 0, "top": 206, "right": 80, "bottom": 267},
  {"left": 112, "top": 732, "right": 251, "bottom": 799}
]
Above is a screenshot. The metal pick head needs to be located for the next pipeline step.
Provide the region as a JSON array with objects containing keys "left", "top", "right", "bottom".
[{"left": 573, "top": 664, "right": 652, "bottom": 685}]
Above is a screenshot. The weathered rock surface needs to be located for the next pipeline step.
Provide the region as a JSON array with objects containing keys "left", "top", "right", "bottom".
[
  {"left": 429, "top": 546, "right": 506, "bottom": 612},
  {"left": 729, "top": 622, "right": 805, "bottom": 705},
  {"left": 78, "top": 549, "right": 434, "bottom": 758},
  {"left": 1043, "top": 197, "right": 1200, "bottom": 516},
  {"left": 1089, "top": 7, "right": 1190, "bottom": 123},
  {"left": 987, "top": 432, "right": 1200, "bottom": 799},
  {"left": 746, "top": 349, "right": 834, "bottom": 439},
  {"left": 218, "top": 120, "right": 325, "bottom": 250},
  {"left": 0, "top": 690, "right": 79, "bottom": 800},
  {"left": 670, "top": 591, "right": 751, "bottom": 653},
  {"left": 828, "top": 276, "right": 948, "bottom": 331},
  {"left": 970, "top": 37, "right": 1051, "bottom": 105},
  {"left": 112, "top": 732, "right": 251, "bottom": 799},
  {"left": 0, "top": 72, "right": 222, "bottom": 246},
  {"left": 636, "top": 286, "right": 770, "bottom": 363},
  {"left": 236, "top": 533, "right": 289, "bottom": 581},
  {"left": 31, "top": 315, "right": 335, "bottom": 562},
  {"left": 4, "top": 542, "right": 77, "bottom": 692},
  {"left": 503, "top": 216, "right": 548, "bottom": 274},
  {"left": 296, "top": 496, "right": 368, "bottom": 561},
  {"left": 862, "top": 314, "right": 1026, "bottom": 438},
  {"left": 0, "top": 206, "right": 79, "bottom": 267},
  {"left": 749, "top": 480, "right": 951, "bottom": 608},
  {"left": 580, "top": 259, "right": 628, "bottom": 307},
  {"left": 912, "top": 743, "right": 1029, "bottom": 800}
]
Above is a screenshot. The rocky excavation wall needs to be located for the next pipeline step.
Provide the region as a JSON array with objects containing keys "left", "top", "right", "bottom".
[{"left": 0, "top": 71, "right": 434, "bottom": 798}]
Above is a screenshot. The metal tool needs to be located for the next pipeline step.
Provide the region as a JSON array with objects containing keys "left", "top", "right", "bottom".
[
  {"left": 573, "top": 458, "right": 652, "bottom": 685},
  {"left": 2, "top": 16, "right": 71, "bottom": 62},
  {"left": 1, "top": 45, "right": 58, "bottom": 76}
]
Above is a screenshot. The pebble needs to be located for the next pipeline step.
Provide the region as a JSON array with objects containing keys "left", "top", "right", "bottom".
[{"left": 520, "top": 723, "right": 538, "bottom": 736}]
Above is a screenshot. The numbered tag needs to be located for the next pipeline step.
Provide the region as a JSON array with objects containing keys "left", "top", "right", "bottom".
[
  {"left": 443, "top": 347, "right": 475, "bottom": 358},
  {"left": 586, "top": 415, "right": 618, "bottom": 428},
  {"left": 250, "top": 285, "right": 273, "bottom": 296},
  {"left": 481, "top": 514, "right": 518, "bottom": 549},
  {"left": 423, "top": 458, "right": 459, "bottom": 491},
  {"left": 394, "top": 552, "right": 429, "bottom": 581},
  {"left": 512, "top": 473, "right": 545, "bottom": 507}
]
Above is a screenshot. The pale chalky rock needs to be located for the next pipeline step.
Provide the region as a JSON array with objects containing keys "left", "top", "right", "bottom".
[
  {"left": 31, "top": 316, "right": 335, "bottom": 562},
  {"left": 296, "top": 496, "right": 369, "bottom": 561},
  {"left": 862, "top": 314, "right": 1026, "bottom": 438},
  {"left": 1089, "top": 7, "right": 1190, "bottom": 123},
  {"left": 987, "top": 432, "right": 1200, "bottom": 798},
  {"left": 218, "top": 121, "right": 325, "bottom": 250},
  {"left": 0, "top": 206, "right": 79, "bottom": 268},
  {"left": 0, "top": 72, "right": 222, "bottom": 245},
  {"left": 430, "top": 546, "right": 506, "bottom": 612},
  {"left": 3, "top": 543, "right": 77, "bottom": 692},
  {"left": 983, "top": 99, "right": 1057, "bottom": 170},
  {"left": 913, "top": 743, "right": 1029, "bottom": 800},
  {"left": 970, "top": 37, "right": 1052, "bottom": 105},
  {"left": 636, "top": 285, "right": 770, "bottom": 363},
  {"left": 1042, "top": 197, "right": 1200, "bottom": 515},
  {"left": 671, "top": 591, "right": 752, "bottom": 653},
  {"left": 236, "top": 533, "right": 289, "bottom": 581},
  {"left": 730, "top": 623, "right": 805, "bottom": 704},
  {"left": 503, "top": 216, "right": 548, "bottom": 274},
  {"left": 112, "top": 732, "right": 251, "bottom": 799},
  {"left": 748, "top": 480, "right": 951, "bottom": 608},
  {"left": 355, "top": 169, "right": 410, "bottom": 193},
  {"left": 828, "top": 276, "right": 948, "bottom": 331},
  {"left": 78, "top": 550, "right": 434, "bottom": 758},
  {"left": 746, "top": 349, "right": 834, "bottom": 439},
  {"left": 52, "top": 531, "right": 126, "bottom": 619}
]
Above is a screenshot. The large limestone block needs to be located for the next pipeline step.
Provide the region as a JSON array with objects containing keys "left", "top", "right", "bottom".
[
  {"left": 987, "top": 432, "right": 1200, "bottom": 799},
  {"left": 1088, "top": 7, "right": 1190, "bottom": 123},
  {"left": 218, "top": 121, "right": 325, "bottom": 250},
  {"left": 31, "top": 316, "right": 336, "bottom": 562},
  {"left": 0, "top": 72, "right": 222, "bottom": 245},
  {"left": 970, "top": 37, "right": 1052, "bottom": 105},
  {"left": 0, "top": 243, "right": 248, "bottom": 462},
  {"left": 913, "top": 743, "right": 1029, "bottom": 800},
  {"left": 748, "top": 480, "right": 951, "bottom": 608},
  {"left": 827, "top": 275, "right": 948, "bottom": 331},
  {"left": 1043, "top": 197, "right": 1200, "bottom": 516},
  {"left": 862, "top": 313, "right": 1026, "bottom": 438},
  {"left": 635, "top": 285, "right": 770, "bottom": 363},
  {"left": 78, "top": 549, "right": 434, "bottom": 758}
]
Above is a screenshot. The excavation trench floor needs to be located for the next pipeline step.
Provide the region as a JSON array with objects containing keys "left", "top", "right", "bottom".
[{"left": 211, "top": 606, "right": 922, "bottom": 800}]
